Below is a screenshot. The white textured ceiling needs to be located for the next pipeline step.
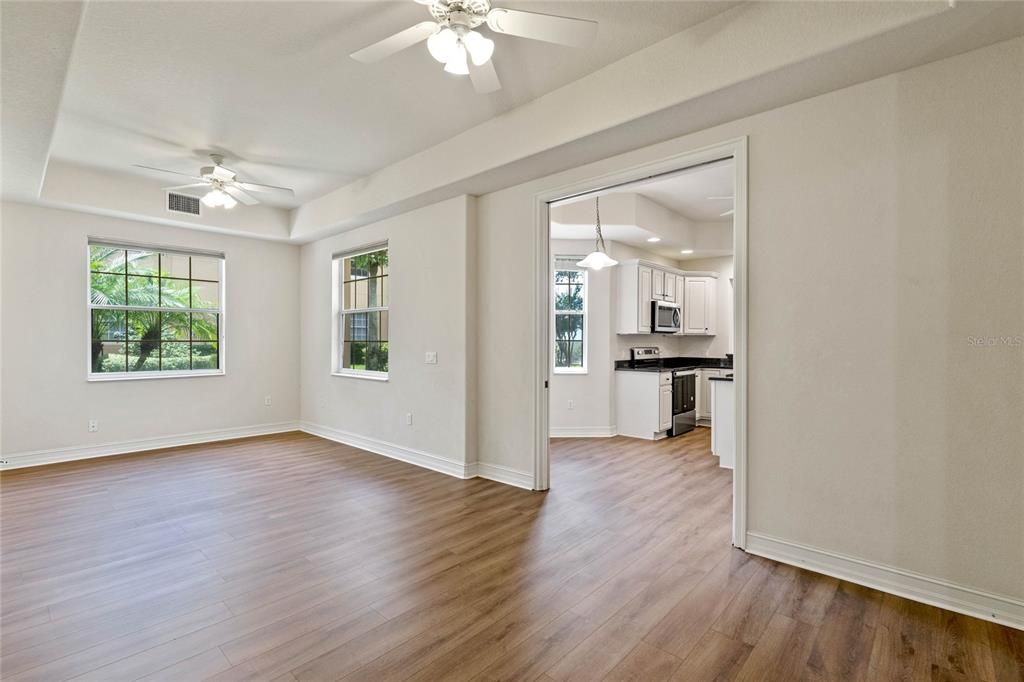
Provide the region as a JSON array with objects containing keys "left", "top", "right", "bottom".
[
  {"left": 551, "top": 161, "right": 735, "bottom": 259},
  {"left": 50, "top": 1, "right": 735, "bottom": 207},
  {"left": 608, "top": 159, "right": 734, "bottom": 222}
]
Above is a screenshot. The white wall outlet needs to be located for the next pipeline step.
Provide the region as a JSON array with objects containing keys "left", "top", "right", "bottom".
[
  {"left": 424, "top": 351, "right": 437, "bottom": 364},
  {"left": 88, "top": 420, "right": 99, "bottom": 433},
  {"left": 405, "top": 412, "right": 413, "bottom": 426},
  {"left": 567, "top": 400, "right": 575, "bottom": 410},
  {"left": 264, "top": 395, "right": 272, "bottom": 407}
]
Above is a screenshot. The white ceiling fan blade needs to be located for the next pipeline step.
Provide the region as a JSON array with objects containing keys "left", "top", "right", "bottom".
[
  {"left": 132, "top": 164, "right": 205, "bottom": 181},
  {"left": 210, "top": 165, "right": 236, "bottom": 182},
  {"left": 237, "top": 181, "right": 295, "bottom": 197},
  {"left": 351, "top": 21, "right": 437, "bottom": 63},
  {"left": 223, "top": 185, "right": 259, "bottom": 206},
  {"left": 486, "top": 8, "right": 597, "bottom": 48},
  {"left": 469, "top": 58, "right": 501, "bottom": 94},
  {"left": 162, "top": 183, "right": 209, "bottom": 192}
]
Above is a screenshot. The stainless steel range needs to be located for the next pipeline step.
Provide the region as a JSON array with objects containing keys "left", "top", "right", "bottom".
[{"left": 670, "top": 369, "right": 697, "bottom": 436}]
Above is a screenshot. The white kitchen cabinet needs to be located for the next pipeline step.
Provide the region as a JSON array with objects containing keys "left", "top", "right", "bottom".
[
  {"left": 674, "top": 276, "right": 687, "bottom": 334},
  {"left": 697, "top": 368, "right": 721, "bottom": 420},
  {"left": 683, "top": 276, "right": 717, "bottom": 335},
  {"left": 659, "top": 383, "right": 673, "bottom": 432},
  {"left": 618, "top": 260, "right": 717, "bottom": 335},
  {"left": 663, "top": 272, "right": 677, "bottom": 303},
  {"left": 615, "top": 369, "right": 672, "bottom": 439},
  {"left": 711, "top": 379, "right": 735, "bottom": 468},
  {"left": 639, "top": 266, "right": 652, "bottom": 332},
  {"left": 652, "top": 269, "right": 677, "bottom": 303},
  {"left": 618, "top": 261, "right": 654, "bottom": 334}
]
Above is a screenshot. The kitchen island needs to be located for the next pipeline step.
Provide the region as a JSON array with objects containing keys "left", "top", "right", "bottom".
[{"left": 709, "top": 374, "right": 734, "bottom": 468}]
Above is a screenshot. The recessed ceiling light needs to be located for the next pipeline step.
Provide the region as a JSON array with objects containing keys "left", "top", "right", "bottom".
[
  {"left": 680, "top": 249, "right": 694, "bottom": 254},
  {"left": 646, "top": 237, "right": 661, "bottom": 243}
]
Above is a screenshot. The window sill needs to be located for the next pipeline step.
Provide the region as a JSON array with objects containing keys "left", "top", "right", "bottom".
[
  {"left": 553, "top": 368, "right": 588, "bottom": 375},
  {"left": 332, "top": 371, "right": 389, "bottom": 382},
  {"left": 87, "top": 370, "right": 225, "bottom": 382}
]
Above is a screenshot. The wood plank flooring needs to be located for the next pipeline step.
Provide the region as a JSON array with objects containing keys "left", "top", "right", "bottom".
[{"left": 1, "top": 429, "right": 1022, "bottom": 681}]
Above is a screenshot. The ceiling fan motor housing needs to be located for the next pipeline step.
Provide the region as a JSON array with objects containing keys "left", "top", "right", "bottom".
[{"left": 430, "top": 0, "right": 489, "bottom": 28}]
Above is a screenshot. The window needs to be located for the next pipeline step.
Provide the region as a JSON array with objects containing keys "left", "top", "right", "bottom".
[
  {"left": 88, "top": 242, "right": 224, "bottom": 378},
  {"left": 553, "top": 262, "right": 586, "bottom": 373},
  {"left": 334, "top": 245, "right": 389, "bottom": 377}
]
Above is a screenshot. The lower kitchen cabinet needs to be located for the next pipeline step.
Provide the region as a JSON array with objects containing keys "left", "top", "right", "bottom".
[
  {"left": 615, "top": 370, "right": 673, "bottom": 440},
  {"left": 696, "top": 368, "right": 721, "bottom": 420},
  {"left": 659, "top": 382, "right": 673, "bottom": 432}
]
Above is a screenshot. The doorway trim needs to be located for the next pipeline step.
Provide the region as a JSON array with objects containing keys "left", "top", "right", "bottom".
[{"left": 532, "top": 137, "right": 749, "bottom": 548}]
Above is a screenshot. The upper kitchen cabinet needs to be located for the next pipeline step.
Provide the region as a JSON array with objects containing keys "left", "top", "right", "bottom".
[
  {"left": 618, "top": 260, "right": 652, "bottom": 334},
  {"left": 618, "top": 259, "right": 717, "bottom": 335},
  {"left": 652, "top": 269, "right": 677, "bottom": 303},
  {"left": 682, "top": 276, "right": 717, "bottom": 335}
]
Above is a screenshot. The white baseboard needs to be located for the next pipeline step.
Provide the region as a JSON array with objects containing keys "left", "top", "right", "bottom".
[
  {"left": 746, "top": 532, "right": 1024, "bottom": 631},
  {"left": 549, "top": 426, "right": 616, "bottom": 438},
  {"left": 0, "top": 422, "right": 301, "bottom": 471},
  {"left": 476, "top": 461, "right": 535, "bottom": 490},
  {"left": 302, "top": 422, "right": 535, "bottom": 490},
  {"left": 300, "top": 421, "right": 475, "bottom": 480}
]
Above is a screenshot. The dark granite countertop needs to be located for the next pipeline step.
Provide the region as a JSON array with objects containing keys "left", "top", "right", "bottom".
[
  {"left": 614, "top": 357, "right": 733, "bottom": 373},
  {"left": 708, "top": 374, "right": 734, "bottom": 382}
]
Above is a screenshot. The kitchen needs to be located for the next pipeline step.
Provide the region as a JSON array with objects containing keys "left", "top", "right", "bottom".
[{"left": 549, "top": 159, "right": 736, "bottom": 469}]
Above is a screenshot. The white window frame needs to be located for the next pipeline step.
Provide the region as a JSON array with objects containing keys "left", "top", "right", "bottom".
[
  {"left": 86, "top": 239, "right": 226, "bottom": 382},
  {"left": 552, "top": 260, "right": 588, "bottom": 375},
  {"left": 332, "top": 243, "right": 389, "bottom": 381}
]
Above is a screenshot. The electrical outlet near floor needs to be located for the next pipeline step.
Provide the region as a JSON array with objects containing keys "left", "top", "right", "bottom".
[
  {"left": 88, "top": 420, "right": 99, "bottom": 433},
  {"left": 264, "top": 396, "right": 272, "bottom": 407}
]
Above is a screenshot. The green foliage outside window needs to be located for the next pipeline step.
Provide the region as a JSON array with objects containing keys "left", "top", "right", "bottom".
[
  {"left": 89, "top": 245, "right": 221, "bottom": 374},
  {"left": 554, "top": 268, "right": 585, "bottom": 369},
  {"left": 340, "top": 248, "right": 389, "bottom": 373}
]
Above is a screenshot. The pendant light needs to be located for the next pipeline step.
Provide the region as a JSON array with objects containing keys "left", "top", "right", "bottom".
[{"left": 576, "top": 196, "right": 618, "bottom": 270}]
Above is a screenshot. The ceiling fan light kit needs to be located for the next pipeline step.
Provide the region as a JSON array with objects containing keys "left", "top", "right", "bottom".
[
  {"left": 201, "top": 186, "right": 237, "bottom": 210},
  {"left": 351, "top": 0, "right": 598, "bottom": 94},
  {"left": 133, "top": 154, "right": 296, "bottom": 211}
]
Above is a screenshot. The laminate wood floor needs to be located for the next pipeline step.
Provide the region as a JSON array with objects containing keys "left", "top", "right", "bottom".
[{"left": 2, "top": 430, "right": 1022, "bottom": 681}]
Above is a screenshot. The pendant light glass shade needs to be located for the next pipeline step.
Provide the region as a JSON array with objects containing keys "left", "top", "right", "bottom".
[
  {"left": 443, "top": 43, "right": 469, "bottom": 75},
  {"left": 202, "top": 188, "right": 236, "bottom": 209},
  {"left": 428, "top": 27, "right": 457, "bottom": 63},
  {"left": 576, "top": 196, "right": 618, "bottom": 270},
  {"left": 463, "top": 30, "right": 494, "bottom": 65},
  {"left": 576, "top": 250, "right": 618, "bottom": 270}
]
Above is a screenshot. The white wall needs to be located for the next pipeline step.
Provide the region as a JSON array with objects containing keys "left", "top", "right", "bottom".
[
  {"left": 478, "top": 38, "right": 1023, "bottom": 601},
  {"left": 298, "top": 196, "right": 476, "bottom": 470},
  {"left": 0, "top": 202, "right": 301, "bottom": 458},
  {"left": 548, "top": 240, "right": 613, "bottom": 437}
]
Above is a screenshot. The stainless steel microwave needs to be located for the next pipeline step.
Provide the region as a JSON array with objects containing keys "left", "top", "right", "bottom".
[{"left": 652, "top": 300, "right": 681, "bottom": 333}]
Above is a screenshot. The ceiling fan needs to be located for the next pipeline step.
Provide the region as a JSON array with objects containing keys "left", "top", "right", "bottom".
[
  {"left": 350, "top": 0, "right": 598, "bottom": 94},
  {"left": 133, "top": 154, "right": 295, "bottom": 209}
]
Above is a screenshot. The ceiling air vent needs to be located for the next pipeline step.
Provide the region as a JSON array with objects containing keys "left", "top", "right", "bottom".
[{"left": 167, "top": 192, "right": 201, "bottom": 216}]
